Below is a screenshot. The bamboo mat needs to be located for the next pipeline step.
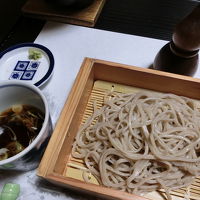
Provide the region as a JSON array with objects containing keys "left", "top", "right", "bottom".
[{"left": 65, "top": 80, "right": 200, "bottom": 200}]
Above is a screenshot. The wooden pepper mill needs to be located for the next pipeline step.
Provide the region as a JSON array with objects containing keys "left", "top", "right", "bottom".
[{"left": 153, "top": 4, "right": 200, "bottom": 76}]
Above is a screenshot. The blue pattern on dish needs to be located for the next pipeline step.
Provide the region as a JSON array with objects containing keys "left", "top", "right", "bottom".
[
  {"left": 14, "top": 61, "right": 30, "bottom": 71},
  {"left": 9, "top": 61, "right": 40, "bottom": 81},
  {"left": 9, "top": 71, "right": 24, "bottom": 80},
  {"left": 27, "top": 61, "right": 40, "bottom": 70},
  {"left": 21, "top": 70, "right": 36, "bottom": 80}
]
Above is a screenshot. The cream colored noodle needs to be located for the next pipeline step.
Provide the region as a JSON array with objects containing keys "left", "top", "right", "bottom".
[{"left": 72, "top": 92, "right": 200, "bottom": 200}]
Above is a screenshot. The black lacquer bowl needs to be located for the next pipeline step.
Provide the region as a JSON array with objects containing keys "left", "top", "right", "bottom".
[{"left": 46, "top": 0, "right": 94, "bottom": 9}]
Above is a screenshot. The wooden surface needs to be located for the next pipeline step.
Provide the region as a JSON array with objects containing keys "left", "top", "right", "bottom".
[
  {"left": 95, "top": 0, "right": 199, "bottom": 40},
  {"left": 0, "top": 0, "right": 199, "bottom": 51},
  {"left": 22, "top": 0, "right": 106, "bottom": 27},
  {"left": 38, "top": 57, "right": 200, "bottom": 200}
]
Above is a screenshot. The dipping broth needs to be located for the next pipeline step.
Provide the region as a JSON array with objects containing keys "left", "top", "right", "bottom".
[{"left": 0, "top": 104, "right": 44, "bottom": 161}]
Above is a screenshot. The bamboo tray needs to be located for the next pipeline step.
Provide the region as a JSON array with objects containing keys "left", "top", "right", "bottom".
[{"left": 38, "top": 58, "right": 200, "bottom": 200}]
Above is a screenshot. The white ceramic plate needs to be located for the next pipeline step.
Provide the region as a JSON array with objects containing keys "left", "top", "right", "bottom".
[{"left": 0, "top": 43, "right": 54, "bottom": 87}]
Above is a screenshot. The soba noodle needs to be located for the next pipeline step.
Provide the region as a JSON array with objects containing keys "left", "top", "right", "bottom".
[{"left": 72, "top": 92, "right": 200, "bottom": 200}]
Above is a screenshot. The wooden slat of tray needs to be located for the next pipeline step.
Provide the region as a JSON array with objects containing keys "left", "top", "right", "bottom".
[
  {"left": 22, "top": 0, "right": 106, "bottom": 27},
  {"left": 65, "top": 80, "right": 200, "bottom": 200}
]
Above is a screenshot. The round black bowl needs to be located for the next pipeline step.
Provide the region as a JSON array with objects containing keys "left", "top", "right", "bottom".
[{"left": 46, "top": 0, "right": 94, "bottom": 9}]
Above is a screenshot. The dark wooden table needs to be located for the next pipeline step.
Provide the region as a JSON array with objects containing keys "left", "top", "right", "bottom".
[{"left": 0, "top": 0, "right": 199, "bottom": 52}]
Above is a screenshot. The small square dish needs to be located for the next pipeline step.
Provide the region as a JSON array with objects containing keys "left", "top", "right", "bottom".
[{"left": 38, "top": 58, "right": 200, "bottom": 200}]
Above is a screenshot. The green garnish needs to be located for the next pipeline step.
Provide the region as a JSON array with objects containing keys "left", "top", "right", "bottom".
[{"left": 28, "top": 48, "right": 43, "bottom": 60}]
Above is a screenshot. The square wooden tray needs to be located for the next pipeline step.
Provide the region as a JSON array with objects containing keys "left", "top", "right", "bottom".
[
  {"left": 38, "top": 58, "right": 200, "bottom": 200},
  {"left": 22, "top": 0, "right": 106, "bottom": 27}
]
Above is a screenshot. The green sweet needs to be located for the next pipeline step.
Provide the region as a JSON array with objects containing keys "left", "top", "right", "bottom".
[{"left": 0, "top": 183, "right": 20, "bottom": 200}]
